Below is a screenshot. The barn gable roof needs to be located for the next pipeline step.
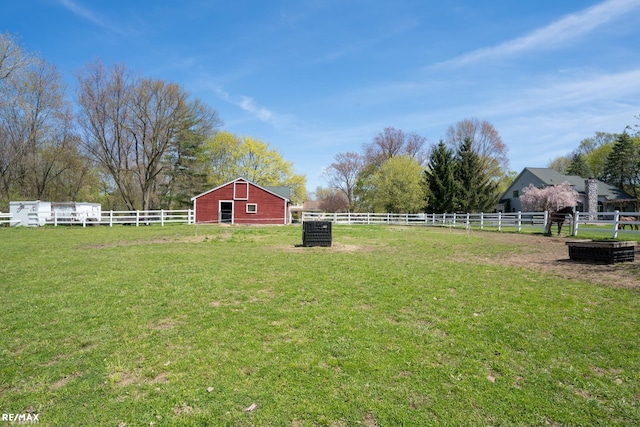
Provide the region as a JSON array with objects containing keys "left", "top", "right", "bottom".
[{"left": 191, "top": 177, "right": 291, "bottom": 202}]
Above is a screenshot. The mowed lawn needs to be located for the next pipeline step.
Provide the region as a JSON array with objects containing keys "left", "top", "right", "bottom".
[{"left": 1, "top": 224, "right": 639, "bottom": 426}]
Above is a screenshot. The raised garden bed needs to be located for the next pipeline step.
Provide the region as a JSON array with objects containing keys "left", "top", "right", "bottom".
[{"left": 566, "top": 240, "right": 637, "bottom": 263}]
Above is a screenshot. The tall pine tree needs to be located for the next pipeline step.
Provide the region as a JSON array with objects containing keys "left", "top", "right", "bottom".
[
  {"left": 424, "top": 141, "right": 457, "bottom": 213},
  {"left": 566, "top": 153, "right": 591, "bottom": 178},
  {"left": 454, "top": 138, "right": 498, "bottom": 213},
  {"left": 603, "top": 132, "right": 640, "bottom": 200},
  {"left": 160, "top": 120, "right": 210, "bottom": 209}
]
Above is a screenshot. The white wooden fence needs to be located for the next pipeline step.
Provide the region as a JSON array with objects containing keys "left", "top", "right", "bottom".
[
  {"left": 571, "top": 210, "right": 640, "bottom": 239},
  {"left": 3, "top": 208, "right": 639, "bottom": 238},
  {"left": 59, "top": 209, "right": 195, "bottom": 226},
  {"left": 301, "top": 211, "right": 640, "bottom": 239},
  {"left": 0, "top": 212, "right": 21, "bottom": 226},
  {"left": 0, "top": 209, "right": 194, "bottom": 227}
]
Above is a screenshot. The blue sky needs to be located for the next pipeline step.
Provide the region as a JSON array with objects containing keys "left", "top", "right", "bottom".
[{"left": 2, "top": 0, "right": 640, "bottom": 193}]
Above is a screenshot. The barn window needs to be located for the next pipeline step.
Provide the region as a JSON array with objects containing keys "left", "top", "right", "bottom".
[
  {"left": 246, "top": 203, "right": 257, "bottom": 214},
  {"left": 513, "top": 190, "right": 519, "bottom": 198}
]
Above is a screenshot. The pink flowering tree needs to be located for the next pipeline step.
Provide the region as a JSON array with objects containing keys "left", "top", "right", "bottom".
[{"left": 519, "top": 182, "right": 579, "bottom": 212}]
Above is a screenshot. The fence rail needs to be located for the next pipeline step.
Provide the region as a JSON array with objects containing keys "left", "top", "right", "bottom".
[
  {"left": 301, "top": 211, "right": 640, "bottom": 238},
  {"left": 0, "top": 213, "right": 21, "bottom": 226},
  {"left": 55, "top": 209, "right": 194, "bottom": 226},
  {"left": 1, "top": 209, "right": 194, "bottom": 227},
  {"left": 4, "top": 208, "right": 640, "bottom": 237}
]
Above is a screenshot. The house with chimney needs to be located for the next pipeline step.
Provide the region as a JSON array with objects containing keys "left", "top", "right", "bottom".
[{"left": 498, "top": 168, "right": 636, "bottom": 214}]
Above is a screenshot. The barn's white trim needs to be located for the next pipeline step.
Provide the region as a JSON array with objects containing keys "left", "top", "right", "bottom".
[
  {"left": 218, "top": 200, "right": 234, "bottom": 224},
  {"left": 191, "top": 177, "right": 289, "bottom": 202},
  {"left": 234, "top": 181, "right": 249, "bottom": 200}
]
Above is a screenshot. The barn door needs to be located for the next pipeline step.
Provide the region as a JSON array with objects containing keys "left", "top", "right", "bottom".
[{"left": 219, "top": 201, "right": 233, "bottom": 224}]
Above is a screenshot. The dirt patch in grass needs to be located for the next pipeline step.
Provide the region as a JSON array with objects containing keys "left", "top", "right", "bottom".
[
  {"left": 363, "top": 412, "right": 379, "bottom": 427},
  {"left": 467, "top": 231, "right": 640, "bottom": 289},
  {"left": 173, "top": 403, "right": 193, "bottom": 416},
  {"left": 82, "top": 235, "right": 211, "bottom": 249},
  {"left": 276, "top": 242, "right": 377, "bottom": 253},
  {"left": 150, "top": 318, "right": 177, "bottom": 331},
  {"left": 110, "top": 371, "right": 169, "bottom": 387},
  {"left": 49, "top": 372, "right": 81, "bottom": 390}
]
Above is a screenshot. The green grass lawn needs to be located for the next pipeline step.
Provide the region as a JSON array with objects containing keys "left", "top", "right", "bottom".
[{"left": 1, "top": 224, "right": 639, "bottom": 426}]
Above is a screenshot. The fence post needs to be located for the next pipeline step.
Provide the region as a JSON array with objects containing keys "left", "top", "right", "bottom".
[
  {"left": 53, "top": 211, "right": 57, "bottom": 227},
  {"left": 613, "top": 210, "right": 620, "bottom": 239},
  {"left": 498, "top": 212, "right": 502, "bottom": 231},
  {"left": 109, "top": 210, "right": 113, "bottom": 227},
  {"left": 480, "top": 213, "right": 484, "bottom": 230},
  {"left": 466, "top": 213, "right": 470, "bottom": 230},
  {"left": 136, "top": 210, "right": 140, "bottom": 227},
  {"left": 161, "top": 209, "right": 165, "bottom": 226},
  {"left": 517, "top": 211, "right": 522, "bottom": 232},
  {"left": 572, "top": 211, "right": 580, "bottom": 236},
  {"left": 543, "top": 211, "right": 548, "bottom": 234}
]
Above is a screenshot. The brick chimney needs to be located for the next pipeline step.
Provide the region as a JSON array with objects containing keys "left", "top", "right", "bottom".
[{"left": 585, "top": 178, "right": 598, "bottom": 220}]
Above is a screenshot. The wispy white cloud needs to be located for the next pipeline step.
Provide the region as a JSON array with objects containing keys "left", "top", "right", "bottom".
[
  {"left": 438, "top": 68, "right": 640, "bottom": 170},
  {"left": 238, "top": 96, "right": 274, "bottom": 122},
  {"left": 486, "top": 68, "right": 640, "bottom": 117},
  {"left": 212, "top": 86, "right": 294, "bottom": 128},
  {"left": 431, "top": 0, "right": 640, "bottom": 68},
  {"left": 55, "top": 0, "right": 127, "bottom": 35}
]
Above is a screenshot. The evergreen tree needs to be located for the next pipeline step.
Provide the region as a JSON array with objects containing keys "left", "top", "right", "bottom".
[
  {"left": 566, "top": 153, "right": 591, "bottom": 178},
  {"left": 454, "top": 138, "right": 498, "bottom": 213},
  {"left": 160, "top": 120, "right": 210, "bottom": 209},
  {"left": 424, "top": 141, "right": 457, "bottom": 213},
  {"left": 603, "top": 132, "right": 640, "bottom": 199}
]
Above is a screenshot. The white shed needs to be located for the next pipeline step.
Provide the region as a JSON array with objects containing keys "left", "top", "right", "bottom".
[{"left": 9, "top": 201, "right": 52, "bottom": 227}]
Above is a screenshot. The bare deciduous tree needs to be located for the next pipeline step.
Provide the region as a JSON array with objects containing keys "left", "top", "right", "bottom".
[
  {"left": 22, "top": 61, "right": 78, "bottom": 199},
  {"left": 0, "top": 32, "right": 32, "bottom": 84},
  {"left": 324, "top": 151, "right": 363, "bottom": 211},
  {"left": 0, "top": 46, "right": 81, "bottom": 203},
  {"left": 77, "top": 61, "right": 221, "bottom": 210},
  {"left": 445, "top": 118, "right": 508, "bottom": 178},
  {"left": 0, "top": 33, "right": 34, "bottom": 203},
  {"left": 129, "top": 78, "right": 191, "bottom": 211},
  {"left": 364, "top": 127, "right": 428, "bottom": 167},
  {"left": 77, "top": 61, "right": 137, "bottom": 209},
  {"left": 315, "top": 187, "right": 349, "bottom": 212}
]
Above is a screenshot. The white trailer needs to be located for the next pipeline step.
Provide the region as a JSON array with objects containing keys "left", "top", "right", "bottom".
[{"left": 9, "top": 201, "right": 52, "bottom": 226}]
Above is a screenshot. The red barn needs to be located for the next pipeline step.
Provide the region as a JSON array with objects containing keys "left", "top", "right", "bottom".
[{"left": 191, "top": 177, "right": 292, "bottom": 225}]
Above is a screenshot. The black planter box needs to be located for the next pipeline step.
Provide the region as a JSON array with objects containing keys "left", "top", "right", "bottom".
[
  {"left": 303, "top": 221, "right": 332, "bottom": 247},
  {"left": 566, "top": 240, "right": 636, "bottom": 263}
]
